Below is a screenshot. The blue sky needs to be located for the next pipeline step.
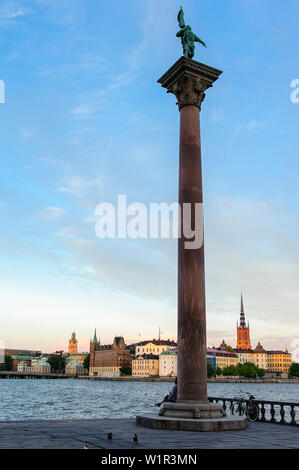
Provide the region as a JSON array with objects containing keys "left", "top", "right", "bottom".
[{"left": 0, "top": 0, "right": 298, "bottom": 353}]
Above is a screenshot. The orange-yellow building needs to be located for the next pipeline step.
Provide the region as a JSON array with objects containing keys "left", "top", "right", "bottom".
[{"left": 267, "top": 350, "right": 292, "bottom": 373}]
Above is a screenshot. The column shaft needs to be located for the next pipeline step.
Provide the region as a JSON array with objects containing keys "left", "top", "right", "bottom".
[{"left": 177, "top": 105, "right": 207, "bottom": 402}]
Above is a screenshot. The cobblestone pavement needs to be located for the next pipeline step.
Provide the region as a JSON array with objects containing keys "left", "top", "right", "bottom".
[{"left": 0, "top": 419, "right": 298, "bottom": 449}]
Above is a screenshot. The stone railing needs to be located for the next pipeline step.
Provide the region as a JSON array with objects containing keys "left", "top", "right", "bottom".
[{"left": 208, "top": 396, "right": 299, "bottom": 426}]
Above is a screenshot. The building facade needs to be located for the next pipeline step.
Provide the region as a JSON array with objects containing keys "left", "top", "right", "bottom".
[
  {"left": 132, "top": 354, "right": 159, "bottom": 377},
  {"left": 11, "top": 355, "right": 33, "bottom": 372},
  {"left": 66, "top": 353, "right": 88, "bottom": 366},
  {"left": 253, "top": 342, "right": 268, "bottom": 370},
  {"left": 89, "top": 331, "right": 132, "bottom": 377},
  {"left": 159, "top": 350, "right": 177, "bottom": 377},
  {"left": 135, "top": 339, "right": 177, "bottom": 356},
  {"left": 66, "top": 359, "right": 84, "bottom": 375},
  {"left": 206, "top": 349, "right": 238, "bottom": 370},
  {"left": 17, "top": 361, "right": 34, "bottom": 373},
  {"left": 234, "top": 349, "right": 254, "bottom": 364},
  {"left": 33, "top": 359, "right": 51, "bottom": 374},
  {"left": 5, "top": 349, "right": 41, "bottom": 357},
  {"left": 267, "top": 350, "right": 292, "bottom": 373}
]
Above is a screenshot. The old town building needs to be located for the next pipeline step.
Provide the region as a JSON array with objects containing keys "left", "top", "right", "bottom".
[
  {"left": 159, "top": 350, "right": 177, "bottom": 377},
  {"left": 135, "top": 339, "right": 177, "bottom": 356},
  {"left": 17, "top": 361, "right": 34, "bottom": 373},
  {"left": 11, "top": 355, "right": 33, "bottom": 372},
  {"left": 65, "top": 359, "right": 84, "bottom": 376},
  {"left": 234, "top": 349, "right": 254, "bottom": 364},
  {"left": 267, "top": 349, "right": 292, "bottom": 373},
  {"left": 206, "top": 348, "right": 238, "bottom": 369},
  {"left": 89, "top": 330, "right": 132, "bottom": 377},
  {"left": 253, "top": 342, "right": 268, "bottom": 370},
  {"left": 33, "top": 359, "right": 51, "bottom": 374},
  {"left": 132, "top": 354, "right": 159, "bottom": 377}
]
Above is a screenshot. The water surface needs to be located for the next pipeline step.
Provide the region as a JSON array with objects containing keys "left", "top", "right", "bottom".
[{"left": 0, "top": 379, "right": 298, "bottom": 421}]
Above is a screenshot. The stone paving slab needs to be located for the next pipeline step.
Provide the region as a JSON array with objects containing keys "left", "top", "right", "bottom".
[{"left": 0, "top": 418, "right": 298, "bottom": 449}]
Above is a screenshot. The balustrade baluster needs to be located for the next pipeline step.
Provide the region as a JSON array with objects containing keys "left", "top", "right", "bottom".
[
  {"left": 270, "top": 404, "right": 276, "bottom": 423},
  {"left": 280, "top": 405, "right": 286, "bottom": 424},
  {"left": 260, "top": 403, "right": 266, "bottom": 422},
  {"left": 290, "top": 406, "right": 296, "bottom": 426}
]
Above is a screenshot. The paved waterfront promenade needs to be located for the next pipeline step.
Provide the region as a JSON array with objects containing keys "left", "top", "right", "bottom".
[{"left": 0, "top": 418, "right": 298, "bottom": 449}]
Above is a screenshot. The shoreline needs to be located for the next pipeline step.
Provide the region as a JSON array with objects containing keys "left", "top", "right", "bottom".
[{"left": 0, "top": 372, "right": 299, "bottom": 383}]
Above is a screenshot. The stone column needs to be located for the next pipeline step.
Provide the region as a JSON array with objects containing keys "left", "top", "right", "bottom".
[{"left": 158, "top": 57, "right": 223, "bottom": 417}]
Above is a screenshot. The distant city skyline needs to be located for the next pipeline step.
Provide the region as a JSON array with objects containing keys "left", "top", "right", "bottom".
[
  {"left": 3, "top": 293, "right": 294, "bottom": 354},
  {"left": 0, "top": 0, "right": 298, "bottom": 354}
]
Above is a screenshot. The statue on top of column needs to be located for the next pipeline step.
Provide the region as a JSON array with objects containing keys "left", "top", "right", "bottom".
[{"left": 176, "top": 6, "right": 207, "bottom": 60}]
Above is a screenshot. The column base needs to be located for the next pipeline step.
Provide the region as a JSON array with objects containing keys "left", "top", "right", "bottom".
[
  {"left": 159, "top": 401, "right": 226, "bottom": 419},
  {"left": 136, "top": 413, "right": 248, "bottom": 432}
]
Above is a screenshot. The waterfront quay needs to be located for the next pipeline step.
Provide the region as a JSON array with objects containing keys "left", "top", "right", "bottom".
[
  {"left": 1, "top": 371, "right": 298, "bottom": 384},
  {"left": 0, "top": 418, "right": 298, "bottom": 449}
]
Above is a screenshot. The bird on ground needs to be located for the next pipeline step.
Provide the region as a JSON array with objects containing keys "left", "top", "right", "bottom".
[
  {"left": 133, "top": 434, "right": 138, "bottom": 443},
  {"left": 107, "top": 432, "right": 113, "bottom": 440}
]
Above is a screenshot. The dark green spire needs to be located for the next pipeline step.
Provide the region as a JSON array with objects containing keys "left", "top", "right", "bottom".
[{"left": 92, "top": 329, "right": 98, "bottom": 344}]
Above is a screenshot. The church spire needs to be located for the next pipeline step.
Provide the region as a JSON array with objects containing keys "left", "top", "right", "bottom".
[
  {"left": 92, "top": 329, "right": 98, "bottom": 344},
  {"left": 236, "top": 293, "right": 251, "bottom": 350},
  {"left": 239, "top": 293, "right": 246, "bottom": 328}
]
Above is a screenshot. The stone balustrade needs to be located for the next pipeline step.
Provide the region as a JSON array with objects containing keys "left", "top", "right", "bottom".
[{"left": 208, "top": 396, "right": 299, "bottom": 426}]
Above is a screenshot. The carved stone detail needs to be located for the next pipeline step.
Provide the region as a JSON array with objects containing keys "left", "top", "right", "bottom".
[
  {"left": 168, "top": 75, "right": 208, "bottom": 110},
  {"left": 158, "top": 56, "right": 223, "bottom": 112}
]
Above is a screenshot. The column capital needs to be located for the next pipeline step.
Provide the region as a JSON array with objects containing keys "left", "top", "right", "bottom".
[{"left": 158, "top": 56, "right": 222, "bottom": 110}]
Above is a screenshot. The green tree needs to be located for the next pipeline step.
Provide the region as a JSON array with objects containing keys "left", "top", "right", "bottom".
[
  {"left": 216, "top": 367, "right": 222, "bottom": 376},
  {"left": 207, "top": 363, "right": 215, "bottom": 378},
  {"left": 289, "top": 363, "right": 299, "bottom": 377},
  {"left": 0, "top": 355, "right": 13, "bottom": 371},
  {"left": 222, "top": 365, "right": 237, "bottom": 377},
  {"left": 119, "top": 366, "right": 132, "bottom": 376},
  {"left": 83, "top": 354, "right": 90, "bottom": 371},
  {"left": 238, "top": 362, "right": 259, "bottom": 378},
  {"left": 257, "top": 368, "right": 265, "bottom": 378},
  {"left": 47, "top": 355, "right": 66, "bottom": 373}
]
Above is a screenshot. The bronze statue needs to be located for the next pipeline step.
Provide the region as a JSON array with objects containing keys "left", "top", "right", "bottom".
[{"left": 176, "top": 6, "right": 207, "bottom": 60}]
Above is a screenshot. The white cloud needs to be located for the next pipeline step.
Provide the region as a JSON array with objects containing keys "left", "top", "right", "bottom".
[
  {"left": 58, "top": 173, "right": 102, "bottom": 198},
  {"left": 232, "top": 120, "right": 266, "bottom": 140},
  {"left": 211, "top": 108, "right": 224, "bottom": 122},
  {"left": 108, "top": 72, "right": 135, "bottom": 90},
  {"left": 55, "top": 226, "right": 76, "bottom": 238},
  {"left": 21, "top": 129, "right": 34, "bottom": 138},
  {"left": 0, "top": 2, "right": 32, "bottom": 21},
  {"left": 35, "top": 206, "right": 64, "bottom": 220},
  {"left": 69, "top": 104, "right": 99, "bottom": 118}
]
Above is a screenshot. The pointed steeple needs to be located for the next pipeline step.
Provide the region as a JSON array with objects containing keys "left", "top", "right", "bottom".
[{"left": 239, "top": 293, "right": 246, "bottom": 328}]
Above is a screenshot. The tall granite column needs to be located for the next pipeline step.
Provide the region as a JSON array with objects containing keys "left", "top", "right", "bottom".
[{"left": 158, "top": 57, "right": 222, "bottom": 407}]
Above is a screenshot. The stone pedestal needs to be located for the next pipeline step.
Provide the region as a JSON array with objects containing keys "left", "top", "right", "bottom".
[{"left": 159, "top": 402, "right": 225, "bottom": 419}]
